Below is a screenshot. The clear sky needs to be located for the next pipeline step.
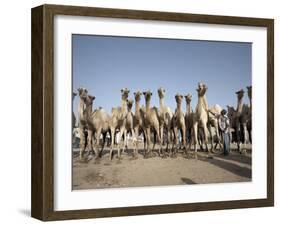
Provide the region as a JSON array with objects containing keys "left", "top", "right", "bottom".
[{"left": 72, "top": 34, "right": 251, "bottom": 116}]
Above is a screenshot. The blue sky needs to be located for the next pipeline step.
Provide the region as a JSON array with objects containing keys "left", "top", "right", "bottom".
[{"left": 72, "top": 34, "right": 251, "bottom": 116}]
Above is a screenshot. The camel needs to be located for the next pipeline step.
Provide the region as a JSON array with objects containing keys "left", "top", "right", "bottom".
[
  {"left": 246, "top": 86, "right": 252, "bottom": 143},
  {"left": 141, "top": 91, "right": 162, "bottom": 158},
  {"left": 77, "top": 87, "right": 90, "bottom": 159},
  {"left": 109, "top": 88, "right": 129, "bottom": 160},
  {"left": 72, "top": 92, "right": 77, "bottom": 129},
  {"left": 171, "top": 94, "right": 187, "bottom": 156},
  {"left": 192, "top": 83, "right": 210, "bottom": 158},
  {"left": 184, "top": 94, "right": 195, "bottom": 148},
  {"left": 207, "top": 104, "right": 222, "bottom": 151},
  {"left": 133, "top": 91, "right": 146, "bottom": 155},
  {"left": 231, "top": 89, "right": 249, "bottom": 152},
  {"left": 123, "top": 99, "right": 137, "bottom": 157},
  {"left": 83, "top": 95, "right": 111, "bottom": 159},
  {"left": 157, "top": 87, "right": 173, "bottom": 154}
]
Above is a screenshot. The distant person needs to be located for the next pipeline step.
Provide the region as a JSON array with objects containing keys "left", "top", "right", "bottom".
[{"left": 218, "top": 109, "right": 230, "bottom": 156}]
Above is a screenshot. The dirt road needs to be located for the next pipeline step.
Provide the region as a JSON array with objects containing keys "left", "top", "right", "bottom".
[{"left": 72, "top": 147, "right": 251, "bottom": 190}]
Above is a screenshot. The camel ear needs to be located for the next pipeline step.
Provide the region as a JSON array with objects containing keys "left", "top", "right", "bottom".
[
  {"left": 143, "top": 92, "right": 146, "bottom": 96},
  {"left": 180, "top": 95, "right": 183, "bottom": 99},
  {"left": 121, "top": 89, "right": 124, "bottom": 93},
  {"left": 77, "top": 88, "right": 82, "bottom": 94},
  {"left": 133, "top": 92, "right": 136, "bottom": 95},
  {"left": 73, "top": 92, "right": 77, "bottom": 96}
]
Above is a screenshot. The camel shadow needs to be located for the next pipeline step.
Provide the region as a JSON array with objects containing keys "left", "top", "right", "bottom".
[
  {"left": 215, "top": 153, "right": 252, "bottom": 165},
  {"left": 199, "top": 155, "right": 252, "bottom": 179},
  {"left": 181, "top": 178, "right": 197, "bottom": 185}
]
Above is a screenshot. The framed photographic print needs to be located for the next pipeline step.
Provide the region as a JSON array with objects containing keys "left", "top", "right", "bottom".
[{"left": 31, "top": 4, "right": 274, "bottom": 221}]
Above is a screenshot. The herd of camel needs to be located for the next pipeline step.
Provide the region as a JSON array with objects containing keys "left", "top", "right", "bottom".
[{"left": 73, "top": 83, "right": 252, "bottom": 161}]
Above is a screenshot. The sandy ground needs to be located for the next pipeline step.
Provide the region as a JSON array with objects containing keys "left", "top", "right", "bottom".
[{"left": 72, "top": 144, "right": 252, "bottom": 190}]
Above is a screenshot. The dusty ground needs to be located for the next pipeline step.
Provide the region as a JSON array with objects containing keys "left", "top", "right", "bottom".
[{"left": 72, "top": 144, "right": 252, "bottom": 190}]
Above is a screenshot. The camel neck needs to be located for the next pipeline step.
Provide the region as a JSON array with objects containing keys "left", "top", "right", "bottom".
[
  {"left": 85, "top": 104, "right": 92, "bottom": 119},
  {"left": 176, "top": 102, "right": 182, "bottom": 112},
  {"left": 186, "top": 102, "right": 191, "bottom": 115},
  {"left": 78, "top": 98, "right": 86, "bottom": 119},
  {"left": 198, "top": 95, "right": 208, "bottom": 111},
  {"left": 249, "top": 96, "right": 252, "bottom": 109},
  {"left": 159, "top": 98, "right": 165, "bottom": 108},
  {"left": 145, "top": 99, "right": 150, "bottom": 111},
  {"left": 121, "top": 99, "right": 127, "bottom": 110},
  {"left": 236, "top": 98, "right": 243, "bottom": 113},
  {"left": 135, "top": 100, "right": 140, "bottom": 114}
]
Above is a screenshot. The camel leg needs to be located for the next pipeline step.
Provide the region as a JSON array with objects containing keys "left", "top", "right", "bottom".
[
  {"left": 202, "top": 123, "right": 210, "bottom": 156},
  {"left": 94, "top": 129, "right": 102, "bottom": 160},
  {"left": 118, "top": 126, "right": 126, "bottom": 159},
  {"left": 78, "top": 127, "right": 87, "bottom": 160},
  {"left": 99, "top": 132, "right": 106, "bottom": 158},
  {"left": 164, "top": 128, "right": 170, "bottom": 157},
  {"left": 155, "top": 126, "right": 163, "bottom": 157},
  {"left": 86, "top": 130, "right": 93, "bottom": 156},
  {"left": 242, "top": 123, "right": 248, "bottom": 154},
  {"left": 215, "top": 123, "right": 223, "bottom": 150},
  {"left": 181, "top": 125, "right": 188, "bottom": 157},
  {"left": 144, "top": 128, "right": 151, "bottom": 158},
  {"left": 123, "top": 129, "right": 127, "bottom": 154},
  {"left": 130, "top": 129, "right": 137, "bottom": 158},
  {"left": 152, "top": 131, "right": 156, "bottom": 152},
  {"left": 172, "top": 127, "right": 178, "bottom": 157},
  {"left": 236, "top": 122, "right": 241, "bottom": 153},
  {"left": 207, "top": 124, "right": 214, "bottom": 152},
  {"left": 193, "top": 123, "right": 198, "bottom": 159},
  {"left": 109, "top": 128, "right": 115, "bottom": 161},
  {"left": 134, "top": 126, "right": 139, "bottom": 158}
]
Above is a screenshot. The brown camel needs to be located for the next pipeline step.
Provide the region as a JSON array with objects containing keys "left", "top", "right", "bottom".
[
  {"left": 142, "top": 91, "right": 162, "bottom": 158},
  {"left": 124, "top": 99, "right": 137, "bottom": 157},
  {"left": 83, "top": 95, "right": 111, "bottom": 159},
  {"left": 233, "top": 89, "right": 249, "bottom": 152},
  {"left": 192, "top": 83, "right": 210, "bottom": 158},
  {"left": 158, "top": 87, "right": 173, "bottom": 155},
  {"left": 246, "top": 86, "right": 252, "bottom": 143},
  {"left": 77, "top": 87, "right": 90, "bottom": 159},
  {"left": 133, "top": 91, "right": 146, "bottom": 156},
  {"left": 109, "top": 88, "right": 129, "bottom": 160},
  {"left": 207, "top": 104, "right": 222, "bottom": 151},
  {"left": 171, "top": 94, "right": 187, "bottom": 156},
  {"left": 184, "top": 94, "right": 195, "bottom": 148}
]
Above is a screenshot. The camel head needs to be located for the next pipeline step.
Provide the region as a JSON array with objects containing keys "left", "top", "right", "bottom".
[
  {"left": 184, "top": 93, "right": 192, "bottom": 104},
  {"left": 196, "top": 82, "right": 208, "bottom": 97},
  {"left": 247, "top": 86, "right": 252, "bottom": 100},
  {"left": 134, "top": 91, "right": 142, "bottom": 102},
  {"left": 84, "top": 95, "right": 95, "bottom": 107},
  {"left": 126, "top": 99, "right": 134, "bottom": 110},
  {"left": 121, "top": 88, "right": 130, "bottom": 101},
  {"left": 175, "top": 93, "right": 183, "bottom": 104},
  {"left": 235, "top": 89, "right": 244, "bottom": 100},
  {"left": 157, "top": 87, "right": 166, "bottom": 99},
  {"left": 143, "top": 90, "right": 153, "bottom": 102},
  {"left": 77, "top": 87, "right": 88, "bottom": 100}
]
